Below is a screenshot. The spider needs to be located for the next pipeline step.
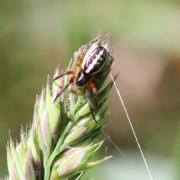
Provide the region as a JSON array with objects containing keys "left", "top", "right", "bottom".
[{"left": 53, "top": 38, "right": 109, "bottom": 121}]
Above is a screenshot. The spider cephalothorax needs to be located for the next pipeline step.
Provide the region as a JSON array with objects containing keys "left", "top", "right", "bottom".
[{"left": 53, "top": 37, "right": 110, "bottom": 102}]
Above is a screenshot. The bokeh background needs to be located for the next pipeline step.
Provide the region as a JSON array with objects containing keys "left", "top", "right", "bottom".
[{"left": 0, "top": 0, "right": 180, "bottom": 179}]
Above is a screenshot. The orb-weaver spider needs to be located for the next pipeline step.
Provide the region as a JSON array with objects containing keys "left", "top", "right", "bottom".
[
  {"left": 54, "top": 38, "right": 109, "bottom": 98},
  {"left": 53, "top": 38, "right": 110, "bottom": 122}
]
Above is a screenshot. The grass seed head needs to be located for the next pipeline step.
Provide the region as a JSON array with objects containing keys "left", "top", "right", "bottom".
[{"left": 6, "top": 36, "right": 114, "bottom": 180}]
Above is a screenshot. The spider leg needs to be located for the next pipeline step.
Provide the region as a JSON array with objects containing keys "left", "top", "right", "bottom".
[
  {"left": 86, "top": 79, "right": 98, "bottom": 107},
  {"left": 53, "top": 79, "right": 73, "bottom": 102},
  {"left": 86, "top": 88, "right": 97, "bottom": 124},
  {"left": 89, "top": 80, "right": 97, "bottom": 96},
  {"left": 53, "top": 70, "right": 75, "bottom": 81},
  {"left": 53, "top": 70, "right": 77, "bottom": 102},
  {"left": 75, "top": 45, "right": 88, "bottom": 71}
]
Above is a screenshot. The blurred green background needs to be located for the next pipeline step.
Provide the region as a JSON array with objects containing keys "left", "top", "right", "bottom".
[{"left": 0, "top": 0, "right": 180, "bottom": 179}]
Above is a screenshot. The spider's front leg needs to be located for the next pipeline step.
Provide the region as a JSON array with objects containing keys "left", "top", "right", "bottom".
[
  {"left": 53, "top": 71, "right": 77, "bottom": 102},
  {"left": 53, "top": 79, "right": 72, "bottom": 102},
  {"left": 53, "top": 70, "right": 75, "bottom": 81}
]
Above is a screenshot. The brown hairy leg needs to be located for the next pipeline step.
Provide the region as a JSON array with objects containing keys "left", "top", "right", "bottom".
[
  {"left": 53, "top": 71, "right": 77, "bottom": 102},
  {"left": 53, "top": 70, "right": 76, "bottom": 81},
  {"left": 88, "top": 80, "right": 97, "bottom": 96}
]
